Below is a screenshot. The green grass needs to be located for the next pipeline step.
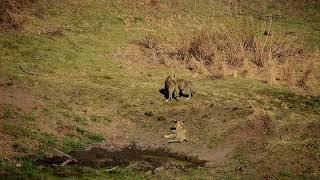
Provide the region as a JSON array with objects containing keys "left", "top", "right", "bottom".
[
  {"left": 0, "top": 162, "right": 147, "bottom": 180},
  {"left": 38, "top": 132, "right": 58, "bottom": 147},
  {"left": 86, "top": 133, "right": 105, "bottom": 143},
  {"left": 2, "top": 124, "right": 32, "bottom": 138},
  {"left": 61, "top": 137, "right": 86, "bottom": 152},
  {"left": 0, "top": 0, "right": 319, "bottom": 179},
  {"left": 76, "top": 127, "right": 105, "bottom": 143},
  {"left": 90, "top": 115, "right": 112, "bottom": 123},
  {"left": 0, "top": 105, "right": 19, "bottom": 119},
  {"left": 73, "top": 114, "right": 88, "bottom": 124}
]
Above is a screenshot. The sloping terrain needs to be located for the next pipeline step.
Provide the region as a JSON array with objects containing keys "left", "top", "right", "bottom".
[{"left": 0, "top": 0, "right": 319, "bottom": 179}]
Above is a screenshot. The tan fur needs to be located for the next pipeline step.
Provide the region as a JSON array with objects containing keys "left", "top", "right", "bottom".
[
  {"left": 164, "top": 120, "right": 188, "bottom": 143},
  {"left": 165, "top": 75, "right": 176, "bottom": 89},
  {"left": 176, "top": 79, "right": 193, "bottom": 99},
  {"left": 164, "top": 75, "right": 178, "bottom": 102}
]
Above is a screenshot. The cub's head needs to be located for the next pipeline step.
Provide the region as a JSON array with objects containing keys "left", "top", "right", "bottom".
[
  {"left": 167, "top": 74, "right": 176, "bottom": 81},
  {"left": 175, "top": 120, "right": 184, "bottom": 129}
]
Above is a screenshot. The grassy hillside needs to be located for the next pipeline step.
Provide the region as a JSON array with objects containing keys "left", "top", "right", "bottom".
[{"left": 0, "top": 0, "right": 319, "bottom": 179}]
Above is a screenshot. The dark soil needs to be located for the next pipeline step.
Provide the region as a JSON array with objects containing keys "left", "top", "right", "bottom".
[{"left": 37, "top": 145, "right": 208, "bottom": 172}]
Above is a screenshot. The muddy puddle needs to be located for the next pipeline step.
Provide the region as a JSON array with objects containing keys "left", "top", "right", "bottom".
[{"left": 37, "top": 145, "right": 207, "bottom": 172}]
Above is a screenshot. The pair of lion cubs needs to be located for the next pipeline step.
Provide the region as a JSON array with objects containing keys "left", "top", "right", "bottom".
[
  {"left": 163, "top": 75, "right": 192, "bottom": 143},
  {"left": 164, "top": 74, "right": 193, "bottom": 102}
]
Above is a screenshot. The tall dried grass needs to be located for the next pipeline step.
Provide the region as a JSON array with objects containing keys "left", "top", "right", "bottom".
[
  {"left": 132, "top": 22, "right": 315, "bottom": 88},
  {"left": 297, "top": 60, "right": 315, "bottom": 89},
  {"left": 168, "top": 23, "right": 311, "bottom": 85}
]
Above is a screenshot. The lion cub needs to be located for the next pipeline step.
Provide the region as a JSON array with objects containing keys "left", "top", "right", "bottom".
[
  {"left": 176, "top": 79, "right": 193, "bottom": 99},
  {"left": 164, "top": 120, "right": 188, "bottom": 143},
  {"left": 164, "top": 75, "right": 178, "bottom": 102},
  {"left": 164, "top": 75, "right": 193, "bottom": 102}
]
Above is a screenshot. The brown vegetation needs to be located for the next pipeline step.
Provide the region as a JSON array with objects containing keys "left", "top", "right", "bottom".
[
  {"left": 0, "top": 0, "right": 42, "bottom": 30},
  {"left": 297, "top": 60, "right": 315, "bottom": 89},
  {"left": 39, "top": 27, "right": 65, "bottom": 38},
  {"left": 130, "top": 23, "right": 317, "bottom": 88}
]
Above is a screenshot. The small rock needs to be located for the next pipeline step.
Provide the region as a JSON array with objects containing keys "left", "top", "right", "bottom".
[
  {"left": 154, "top": 166, "right": 165, "bottom": 172},
  {"left": 15, "top": 163, "right": 22, "bottom": 167},
  {"left": 274, "top": 98, "right": 281, "bottom": 103}
]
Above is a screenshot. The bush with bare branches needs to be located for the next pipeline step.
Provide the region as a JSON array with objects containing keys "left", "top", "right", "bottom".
[
  {"left": 132, "top": 22, "right": 315, "bottom": 88},
  {"left": 0, "top": 0, "right": 40, "bottom": 30},
  {"left": 297, "top": 61, "right": 314, "bottom": 89}
]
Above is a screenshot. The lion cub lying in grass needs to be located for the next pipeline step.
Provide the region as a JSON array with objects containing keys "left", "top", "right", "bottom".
[{"left": 164, "top": 120, "right": 188, "bottom": 143}]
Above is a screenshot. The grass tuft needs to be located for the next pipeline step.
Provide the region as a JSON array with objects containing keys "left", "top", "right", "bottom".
[{"left": 2, "top": 124, "right": 32, "bottom": 138}]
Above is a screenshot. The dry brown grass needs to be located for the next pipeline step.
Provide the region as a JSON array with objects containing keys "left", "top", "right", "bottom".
[
  {"left": 248, "top": 107, "right": 276, "bottom": 135},
  {"left": 0, "top": 0, "right": 44, "bottom": 30},
  {"left": 129, "top": 22, "right": 317, "bottom": 88},
  {"left": 134, "top": 34, "right": 159, "bottom": 49},
  {"left": 297, "top": 60, "right": 315, "bottom": 90},
  {"left": 39, "top": 27, "right": 65, "bottom": 38},
  {"left": 112, "top": 0, "right": 166, "bottom": 11},
  {"left": 283, "top": 59, "right": 295, "bottom": 85}
]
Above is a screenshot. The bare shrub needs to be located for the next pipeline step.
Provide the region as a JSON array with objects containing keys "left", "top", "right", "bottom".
[
  {"left": 171, "top": 37, "right": 191, "bottom": 62},
  {"left": 248, "top": 107, "right": 276, "bottom": 135},
  {"left": 135, "top": 34, "right": 159, "bottom": 49},
  {"left": 187, "top": 57, "right": 211, "bottom": 74},
  {"left": 283, "top": 60, "right": 294, "bottom": 85},
  {"left": 252, "top": 38, "right": 267, "bottom": 68},
  {"left": 125, "top": 21, "right": 313, "bottom": 87},
  {"left": 216, "top": 62, "right": 227, "bottom": 78},
  {"left": 188, "top": 29, "right": 215, "bottom": 65},
  {"left": 264, "top": 49, "right": 276, "bottom": 84},
  {"left": 296, "top": 61, "right": 314, "bottom": 89},
  {"left": 239, "top": 59, "right": 256, "bottom": 78},
  {"left": 170, "top": 25, "right": 253, "bottom": 69},
  {"left": 0, "top": 0, "right": 39, "bottom": 30}
]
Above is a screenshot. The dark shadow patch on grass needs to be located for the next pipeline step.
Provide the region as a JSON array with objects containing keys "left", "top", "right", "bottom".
[{"left": 159, "top": 88, "right": 168, "bottom": 99}]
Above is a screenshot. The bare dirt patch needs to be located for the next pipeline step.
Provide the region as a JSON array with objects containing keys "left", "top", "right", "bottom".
[
  {"left": 0, "top": 78, "right": 43, "bottom": 113},
  {"left": 0, "top": 133, "right": 16, "bottom": 160},
  {"left": 0, "top": 132, "right": 38, "bottom": 160},
  {"left": 0, "top": 78, "right": 44, "bottom": 159},
  {"left": 55, "top": 125, "right": 75, "bottom": 136},
  {"left": 98, "top": 105, "right": 275, "bottom": 169}
]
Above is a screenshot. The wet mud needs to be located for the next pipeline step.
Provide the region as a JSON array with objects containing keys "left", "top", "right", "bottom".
[{"left": 37, "top": 145, "right": 207, "bottom": 172}]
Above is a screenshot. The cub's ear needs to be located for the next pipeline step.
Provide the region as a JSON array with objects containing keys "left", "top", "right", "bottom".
[{"left": 176, "top": 120, "right": 185, "bottom": 124}]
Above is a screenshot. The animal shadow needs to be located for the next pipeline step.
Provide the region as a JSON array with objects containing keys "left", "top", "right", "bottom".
[
  {"left": 159, "top": 88, "right": 189, "bottom": 100},
  {"left": 159, "top": 88, "right": 169, "bottom": 99},
  {"left": 179, "top": 91, "right": 190, "bottom": 98}
]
